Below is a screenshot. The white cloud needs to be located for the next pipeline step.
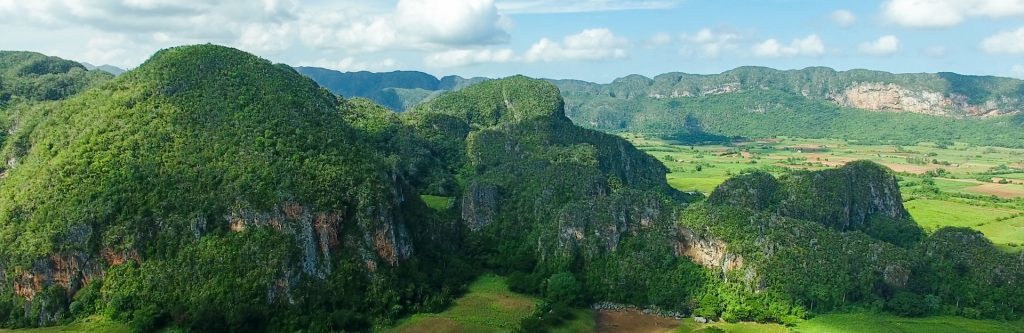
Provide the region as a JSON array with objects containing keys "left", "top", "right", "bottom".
[
  {"left": 858, "top": 35, "right": 901, "bottom": 56},
  {"left": 830, "top": 9, "right": 857, "bottom": 27},
  {"left": 0, "top": 0, "right": 297, "bottom": 39},
  {"left": 681, "top": 28, "right": 739, "bottom": 58},
  {"left": 981, "top": 27, "right": 1024, "bottom": 54},
  {"left": 752, "top": 34, "right": 825, "bottom": 58},
  {"left": 1011, "top": 64, "right": 1024, "bottom": 79},
  {"left": 395, "top": 0, "right": 510, "bottom": 45},
  {"left": 0, "top": 0, "right": 511, "bottom": 59},
  {"left": 881, "top": 0, "right": 1024, "bottom": 28},
  {"left": 81, "top": 35, "right": 131, "bottom": 66},
  {"left": 497, "top": 0, "right": 681, "bottom": 14},
  {"left": 299, "top": 0, "right": 510, "bottom": 53},
  {"left": 426, "top": 48, "right": 515, "bottom": 68},
  {"left": 524, "top": 28, "right": 629, "bottom": 62},
  {"left": 298, "top": 57, "right": 398, "bottom": 72},
  {"left": 236, "top": 23, "right": 292, "bottom": 53}
]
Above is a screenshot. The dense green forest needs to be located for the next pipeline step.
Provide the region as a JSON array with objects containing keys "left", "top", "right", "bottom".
[{"left": 0, "top": 46, "right": 1021, "bottom": 332}]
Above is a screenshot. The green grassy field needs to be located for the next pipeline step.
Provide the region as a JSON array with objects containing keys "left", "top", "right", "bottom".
[
  {"left": 671, "top": 311, "right": 1023, "bottom": 333},
  {"left": 381, "top": 274, "right": 539, "bottom": 333},
  {"left": 904, "top": 199, "right": 1021, "bottom": 229},
  {"left": 625, "top": 134, "right": 1024, "bottom": 251},
  {"left": 0, "top": 316, "right": 128, "bottom": 333},
  {"left": 420, "top": 194, "right": 453, "bottom": 211},
  {"left": 792, "top": 312, "right": 1024, "bottom": 333}
]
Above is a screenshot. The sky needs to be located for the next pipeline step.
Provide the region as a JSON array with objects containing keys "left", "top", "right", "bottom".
[{"left": 1, "top": 0, "right": 1023, "bottom": 82}]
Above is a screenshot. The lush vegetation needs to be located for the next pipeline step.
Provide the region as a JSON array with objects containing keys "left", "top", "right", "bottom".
[
  {"left": 2, "top": 46, "right": 1022, "bottom": 333},
  {"left": 0, "top": 45, "right": 472, "bottom": 332}
]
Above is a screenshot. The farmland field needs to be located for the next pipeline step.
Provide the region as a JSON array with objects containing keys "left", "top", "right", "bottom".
[
  {"left": 381, "top": 274, "right": 539, "bottom": 333},
  {"left": 625, "top": 134, "right": 1024, "bottom": 251},
  {"left": 0, "top": 316, "right": 127, "bottom": 333}
]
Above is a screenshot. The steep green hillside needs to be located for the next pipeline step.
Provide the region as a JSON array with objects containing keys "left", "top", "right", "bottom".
[
  {"left": 688, "top": 163, "right": 1024, "bottom": 320},
  {"left": 0, "top": 52, "right": 112, "bottom": 105},
  {"left": 0, "top": 45, "right": 467, "bottom": 332},
  {"left": 0, "top": 52, "right": 114, "bottom": 178}
]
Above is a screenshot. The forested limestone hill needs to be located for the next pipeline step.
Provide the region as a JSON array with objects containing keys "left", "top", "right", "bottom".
[{"left": 0, "top": 45, "right": 468, "bottom": 332}]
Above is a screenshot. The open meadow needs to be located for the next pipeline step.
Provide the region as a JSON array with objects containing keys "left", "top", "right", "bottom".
[{"left": 381, "top": 275, "right": 539, "bottom": 333}]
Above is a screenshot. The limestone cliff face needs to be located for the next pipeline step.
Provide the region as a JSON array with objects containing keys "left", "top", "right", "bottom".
[
  {"left": 828, "top": 83, "right": 1018, "bottom": 117},
  {"left": 462, "top": 182, "right": 499, "bottom": 232},
  {"left": 674, "top": 227, "right": 743, "bottom": 274},
  {"left": 4, "top": 170, "right": 421, "bottom": 325}
]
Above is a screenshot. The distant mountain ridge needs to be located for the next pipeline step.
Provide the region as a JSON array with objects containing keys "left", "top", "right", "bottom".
[
  {"left": 555, "top": 66, "right": 1024, "bottom": 118},
  {"left": 293, "top": 67, "right": 486, "bottom": 111},
  {"left": 297, "top": 66, "right": 1024, "bottom": 148},
  {"left": 297, "top": 66, "right": 1024, "bottom": 118},
  {"left": 80, "top": 62, "right": 126, "bottom": 76}
]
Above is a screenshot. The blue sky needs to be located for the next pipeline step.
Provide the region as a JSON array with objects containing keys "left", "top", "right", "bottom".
[{"left": 1, "top": 0, "right": 1023, "bottom": 82}]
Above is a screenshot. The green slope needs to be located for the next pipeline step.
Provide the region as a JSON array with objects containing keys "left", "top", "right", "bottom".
[{"left": 0, "top": 45, "right": 466, "bottom": 332}]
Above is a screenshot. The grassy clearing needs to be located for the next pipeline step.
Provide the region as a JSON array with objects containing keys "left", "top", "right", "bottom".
[
  {"left": 420, "top": 194, "right": 453, "bottom": 211},
  {"left": 978, "top": 216, "right": 1024, "bottom": 249},
  {"left": 792, "top": 312, "right": 1024, "bottom": 333},
  {"left": 905, "top": 199, "right": 1020, "bottom": 229},
  {"left": 0, "top": 316, "right": 128, "bottom": 333},
  {"left": 382, "top": 274, "right": 539, "bottom": 333}
]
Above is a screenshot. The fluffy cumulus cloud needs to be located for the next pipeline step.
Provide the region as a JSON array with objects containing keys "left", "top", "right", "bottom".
[
  {"left": 752, "top": 34, "right": 825, "bottom": 58},
  {"left": 524, "top": 28, "right": 629, "bottom": 62},
  {"left": 299, "top": 0, "right": 510, "bottom": 53},
  {"left": 859, "top": 35, "right": 901, "bottom": 56},
  {"left": 830, "top": 9, "right": 857, "bottom": 27},
  {"left": 395, "top": 0, "right": 510, "bottom": 45},
  {"left": 981, "top": 27, "right": 1024, "bottom": 54},
  {"left": 0, "top": 0, "right": 511, "bottom": 64},
  {"left": 681, "top": 28, "right": 740, "bottom": 58},
  {"left": 881, "top": 0, "right": 1024, "bottom": 28},
  {"left": 0, "top": 0, "right": 298, "bottom": 39}
]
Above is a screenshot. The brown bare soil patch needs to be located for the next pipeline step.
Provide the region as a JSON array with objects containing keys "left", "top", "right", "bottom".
[
  {"left": 882, "top": 163, "right": 934, "bottom": 174},
  {"left": 595, "top": 309, "right": 681, "bottom": 333},
  {"left": 804, "top": 154, "right": 854, "bottom": 167},
  {"left": 966, "top": 183, "right": 1024, "bottom": 199}
]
